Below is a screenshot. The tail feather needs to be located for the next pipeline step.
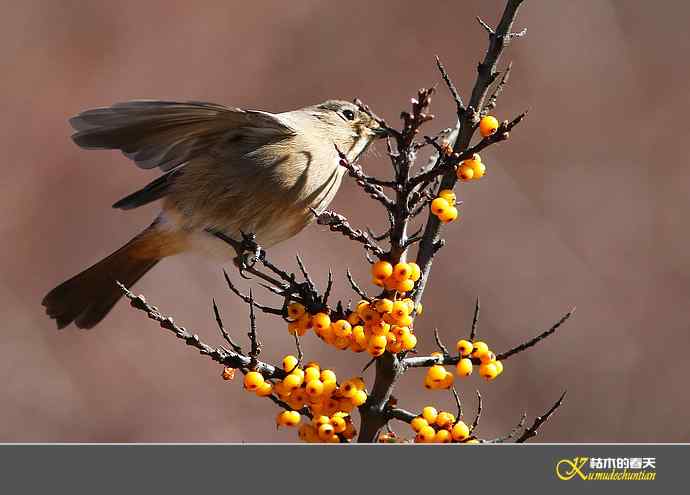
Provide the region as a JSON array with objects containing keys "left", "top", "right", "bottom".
[{"left": 43, "top": 238, "right": 160, "bottom": 330}]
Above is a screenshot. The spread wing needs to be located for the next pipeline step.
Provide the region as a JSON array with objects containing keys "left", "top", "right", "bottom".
[{"left": 69, "top": 100, "right": 297, "bottom": 209}]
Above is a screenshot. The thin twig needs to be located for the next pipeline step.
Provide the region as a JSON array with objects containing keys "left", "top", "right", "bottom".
[
  {"left": 451, "top": 385, "right": 463, "bottom": 419},
  {"left": 469, "top": 296, "right": 480, "bottom": 341},
  {"left": 515, "top": 391, "right": 567, "bottom": 443},
  {"left": 496, "top": 308, "right": 575, "bottom": 360},
  {"left": 470, "top": 390, "right": 482, "bottom": 433},
  {"left": 212, "top": 298, "right": 242, "bottom": 352}
]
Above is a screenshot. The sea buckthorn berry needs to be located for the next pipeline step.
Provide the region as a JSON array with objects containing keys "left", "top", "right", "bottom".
[
  {"left": 347, "top": 312, "right": 361, "bottom": 326},
  {"left": 287, "top": 302, "right": 306, "bottom": 320},
  {"left": 479, "top": 115, "right": 499, "bottom": 137},
  {"left": 287, "top": 321, "right": 302, "bottom": 336},
  {"left": 298, "top": 424, "right": 317, "bottom": 442},
  {"left": 391, "top": 301, "right": 409, "bottom": 319},
  {"left": 332, "top": 320, "right": 352, "bottom": 338},
  {"left": 411, "top": 416, "right": 429, "bottom": 433},
  {"left": 305, "top": 379, "right": 325, "bottom": 397},
  {"left": 317, "top": 423, "right": 335, "bottom": 441},
  {"left": 392, "top": 262, "right": 412, "bottom": 281},
  {"left": 438, "top": 189, "right": 456, "bottom": 205},
  {"left": 401, "top": 332, "right": 417, "bottom": 351},
  {"left": 422, "top": 406, "right": 438, "bottom": 424},
  {"left": 305, "top": 361, "right": 320, "bottom": 371},
  {"left": 402, "top": 298, "right": 415, "bottom": 313},
  {"left": 222, "top": 367, "right": 236, "bottom": 381},
  {"left": 427, "top": 365, "right": 447, "bottom": 382},
  {"left": 464, "top": 438, "right": 480, "bottom": 444},
  {"left": 396, "top": 278, "right": 415, "bottom": 293},
  {"left": 374, "top": 298, "right": 394, "bottom": 314},
  {"left": 314, "top": 415, "right": 331, "bottom": 427},
  {"left": 438, "top": 372, "right": 454, "bottom": 389},
  {"left": 457, "top": 164, "right": 474, "bottom": 181},
  {"left": 338, "top": 399, "right": 355, "bottom": 413},
  {"left": 456, "top": 358, "right": 473, "bottom": 377},
  {"left": 415, "top": 302, "right": 423, "bottom": 316},
  {"left": 351, "top": 377, "right": 366, "bottom": 390},
  {"left": 372, "top": 261, "right": 393, "bottom": 280},
  {"left": 387, "top": 340, "right": 403, "bottom": 354},
  {"left": 452, "top": 421, "right": 470, "bottom": 441},
  {"left": 479, "top": 362, "right": 498, "bottom": 380},
  {"left": 369, "top": 320, "right": 390, "bottom": 336},
  {"left": 383, "top": 276, "right": 398, "bottom": 291},
  {"left": 311, "top": 313, "right": 331, "bottom": 332},
  {"left": 351, "top": 389, "right": 368, "bottom": 406},
  {"left": 331, "top": 415, "right": 347, "bottom": 433},
  {"left": 471, "top": 341, "right": 489, "bottom": 358},
  {"left": 494, "top": 360, "right": 504, "bottom": 376},
  {"left": 368, "top": 334, "right": 388, "bottom": 352},
  {"left": 340, "top": 380, "right": 358, "bottom": 398},
  {"left": 456, "top": 339, "right": 473, "bottom": 357},
  {"left": 361, "top": 308, "right": 381, "bottom": 325},
  {"left": 469, "top": 160, "right": 486, "bottom": 179},
  {"left": 243, "top": 371, "right": 264, "bottom": 391},
  {"left": 320, "top": 369, "right": 337, "bottom": 383},
  {"left": 282, "top": 373, "right": 303, "bottom": 391},
  {"left": 408, "top": 262, "right": 421, "bottom": 282},
  {"left": 416, "top": 425, "right": 436, "bottom": 443},
  {"left": 479, "top": 350, "right": 496, "bottom": 364},
  {"left": 438, "top": 206, "right": 458, "bottom": 224},
  {"left": 255, "top": 381, "right": 273, "bottom": 397},
  {"left": 435, "top": 429, "right": 452, "bottom": 443},
  {"left": 356, "top": 300, "right": 370, "bottom": 316},
  {"left": 431, "top": 197, "right": 450, "bottom": 216},
  {"left": 304, "top": 367, "right": 321, "bottom": 383},
  {"left": 282, "top": 355, "right": 299, "bottom": 372},
  {"left": 352, "top": 326, "right": 367, "bottom": 347},
  {"left": 368, "top": 346, "right": 385, "bottom": 357},
  {"left": 334, "top": 336, "right": 350, "bottom": 350},
  {"left": 436, "top": 411, "right": 455, "bottom": 429},
  {"left": 277, "top": 410, "right": 301, "bottom": 427},
  {"left": 424, "top": 375, "right": 437, "bottom": 390}
]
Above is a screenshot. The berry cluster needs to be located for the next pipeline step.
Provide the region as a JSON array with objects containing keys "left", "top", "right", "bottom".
[
  {"left": 411, "top": 406, "right": 478, "bottom": 443},
  {"left": 455, "top": 339, "right": 504, "bottom": 380},
  {"left": 430, "top": 189, "right": 459, "bottom": 224},
  {"left": 456, "top": 153, "right": 486, "bottom": 182},
  {"left": 371, "top": 260, "right": 420, "bottom": 294},
  {"left": 298, "top": 412, "right": 357, "bottom": 443}
]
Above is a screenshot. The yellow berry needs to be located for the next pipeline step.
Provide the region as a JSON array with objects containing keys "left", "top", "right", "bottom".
[
  {"left": 456, "top": 339, "right": 473, "bottom": 357},
  {"left": 319, "top": 369, "right": 336, "bottom": 383},
  {"left": 494, "top": 360, "right": 504, "bottom": 376},
  {"left": 361, "top": 308, "right": 381, "bottom": 325},
  {"left": 277, "top": 410, "right": 301, "bottom": 427},
  {"left": 438, "top": 206, "right": 458, "bottom": 224},
  {"left": 374, "top": 298, "right": 394, "bottom": 314},
  {"left": 350, "top": 377, "right": 366, "bottom": 390},
  {"left": 391, "top": 301, "right": 409, "bottom": 320},
  {"left": 372, "top": 261, "right": 393, "bottom": 280},
  {"left": 456, "top": 358, "right": 473, "bottom": 377},
  {"left": 340, "top": 380, "right": 359, "bottom": 398},
  {"left": 330, "top": 415, "right": 347, "bottom": 433},
  {"left": 243, "top": 371, "right": 264, "bottom": 391},
  {"left": 438, "top": 189, "right": 456, "bottom": 205},
  {"left": 479, "top": 350, "right": 496, "bottom": 364},
  {"left": 305, "top": 379, "right": 324, "bottom": 397},
  {"left": 431, "top": 197, "right": 450, "bottom": 216},
  {"left": 438, "top": 372, "right": 454, "bottom": 389},
  {"left": 436, "top": 411, "right": 455, "bottom": 429},
  {"left": 282, "top": 355, "right": 299, "bottom": 372},
  {"left": 304, "top": 367, "right": 321, "bottom": 383},
  {"left": 427, "top": 365, "right": 447, "bottom": 382},
  {"left": 311, "top": 313, "right": 331, "bottom": 332},
  {"left": 392, "top": 262, "right": 412, "bottom": 282},
  {"left": 287, "top": 302, "right": 306, "bottom": 320},
  {"left": 352, "top": 325, "right": 367, "bottom": 347},
  {"left": 469, "top": 160, "right": 486, "bottom": 179},
  {"left": 322, "top": 379, "right": 337, "bottom": 397},
  {"left": 471, "top": 341, "right": 489, "bottom": 358},
  {"left": 410, "top": 416, "right": 429, "bottom": 433},
  {"left": 457, "top": 164, "right": 474, "bottom": 181},
  {"left": 479, "top": 362, "right": 498, "bottom": 380},
  {"left": 416, "top": 425, "right": 436, "bottom": 443},
  {"left": 314, "top": 415, "right": 331, "bottom": 427},
  {"left": 435, "top": 429, "right": 452, "bottom": 443},
  {"left": 401, "top": 332, "right": 417, "bottom": 351},
  {"left": 347, "top": 312, "right": 361, "bottom": 326},
  {"left": 351, "top": 389, "right": 368, "bottom": 406},
  {"left": 282, "top": 373, "right": 303, "bottom": 391},
  {"left": 422, "top": 406, "right": 438, "bottom": 424},
  {"left": 255, "top": 381, "right": 274, "bottom": 397},
  {"left": 479, "top": 115, "right": 499, "bottom": 137},
  {"left": 369, "top": 320, "right": 390, "bottom": 336},
  {"left": 415, "top": 302, "right": 423, "bottom": 316},
  {"left": 396, "top": 278, "right": 415, "bottom": 293},
  {"left": 407, "top": 262, "right": 421, "bottom": 282},
  {"left": 464, "top": 438, "right": 480, "bottom": 444},
  {"left": 368, "top": 334, "right": 388, "bottom": 352},
  {"left": 356, "top": 300, "right": 370, "bottom": 317},
  {"left": 451, "top": 421, "right": 470, "bottom": 441},
  {"left": 317, "top": 423, "right": 335, "bottom": 441},
  {"left": 332, "top": 320, "right": 352, "bottom": 338},
  {"left": 334, "top": 336, "right": 350, "bottom": 350}
]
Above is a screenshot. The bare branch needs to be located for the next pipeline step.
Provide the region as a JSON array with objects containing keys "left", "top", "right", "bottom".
[
  {"left": 516, "top": 391, "right": 567, "bottom": 443},
  {"left": 469, "top": 296, "right": 480, "bottom": 341},
  {"left": 470, "top": 390, "right": 482, "bottom": 433},
  {"left": 496, "top": 308, "right": 575, "bottom": 360},
  {"left": 436, "top": 55, "right": 465, "bottom": 115},
  {"left": 212, "top": 298, "right": 242, "bottom": 353}
]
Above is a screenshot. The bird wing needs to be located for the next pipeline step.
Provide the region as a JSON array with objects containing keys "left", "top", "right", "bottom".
[{"left": 70, "top": 100, "right": 296, "bottom": 172}]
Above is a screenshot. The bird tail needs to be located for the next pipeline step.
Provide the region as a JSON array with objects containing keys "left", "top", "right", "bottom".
[{"left": 42, "top": 224, "right": 186, "bottom": 329}]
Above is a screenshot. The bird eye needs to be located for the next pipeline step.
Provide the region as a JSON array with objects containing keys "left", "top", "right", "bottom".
[{"left": 342, "top": 109, "right": 356, "bottom": 121}]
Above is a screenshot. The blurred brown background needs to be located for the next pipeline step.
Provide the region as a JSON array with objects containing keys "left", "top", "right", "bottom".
[{"left": 1, "top": 0, "right": 688, "bottom": 442}]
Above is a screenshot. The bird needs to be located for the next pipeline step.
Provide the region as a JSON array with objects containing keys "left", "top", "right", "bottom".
[{"left": 43, "top": 99, "right": 387, "bottom": 329}]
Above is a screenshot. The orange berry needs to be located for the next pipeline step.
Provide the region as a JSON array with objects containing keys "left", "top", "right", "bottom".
[
  {"left": 422, "top": 406, "right": 438, "bottom": 424},
  {"left": 305, "top": 379, "right": 325, "bottom": 397},
  {"left": 431, "top": 197, "right": 450, "bottom": 216},
  {"left": 243, "top": 371, "right": 264, "bottom": 391},
  {"left": 332, "top": 320, "right": 352, "bottom": 338},
  {"left": 427, "top": 365, "right": 447, "bottom": 382},
  {"left": 456, "top": 358, "right": 473, "bottom": 377},
  {"left": 391, "top": 301, "right": 409, "bottom": 320},
  {"left": 368, "top": 334, "right": 387, "bottom": 351},
  {"left": 456, "top": 339, "right": 473, "bottom": 357},
  {"left": 361, "top": 308, "right": 381, "bottom": 325},
  {"left": 277, "top": 410, "right": 301, "bottom": 427},
  {"left": 374, "top": 298, "right": 394, "bottom": 314},
  {"left": 438, "top": 206, "right": 458, "bottom": 224},
  {"left": 282, "top": 355, "right": 299, "bottom": 372},
  {"left": 408, "top": 262, "right": 421, "bottom": 282},
  {"left": 351, "top": 389, "right": 368, "bottom": 406},
  {"left": 320, "top": 369, "right": 336, "bottom": 383},
  {"left": 311, "top": 313, "right": 331, "bottom": 332},
  {"left": 435, "top": 429, "right": 452, "bottom": 443},
  {"left": 287, "top": 302, "right": 306, "bottom": 320},
  {"left": 438, "top": 372, "right": 454, "bottom": 389},
  {"left": 352, "top": 325, "right": 367, "bottom": 347},
  {"left": 438, "top": 189, "right": 456, "bottom": 205},
  {"left": 282, "top": 373, "right": 303, "bottom": 391},
  {"left": 410, "top": 416, "right": 429, "bottom": 433},
  {"left": 457, "top": 164, "right": 474, "bottom": 181},
  {"left": 304, "top": 367, "right": 320, "bottom": 383},
  {"left": 479, "top": 115, "right": 499, "bottom": 137},
  {"left": 479, "top": 350, "right": 496, "bottom": 364},
  {"left": 436, "top": 411, "right": 455, "bottom": 429},
  {"left": 330, "top": 415, "right": 347, "bottom": 433},
  {"left": 416, "top": 425, "right": 436, "bottom": 443},
  {"left": 451, "top": 421, "right": 470, "bottom": 441},
  {"left": 356, "top": 300, "right": 370, "bottom": 317},
  {"left": 471, "top": 341, "right": 489, "bottom": 358},
  {"left": 401, "top": 332, "right": 417, "bottom": 351},
  {"left": 392, "top": 262, "right": 412, "bottom": 282},
  {"left": 479, "top": 362, "right": 498, "bottom": 380},
  {"left": 396, "top": 278, "right": 415, "bottom": 293},
  {"left": 372, "top": 261, "right": 393, "bottom": 280},
  {"left": 469, "top": 160, "right": 486, "bottom": 179},
  {"left": 255, "top": 381, "right": 274, "bottom": 397},
  {"left": 347, "top": 312, "right": 361, "bottom": 326},
  {"left": 317, "top": 423, "right": 335, "bottom": 441}
]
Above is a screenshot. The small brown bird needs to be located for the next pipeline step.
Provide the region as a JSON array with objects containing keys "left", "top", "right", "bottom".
[{"left": 43, "top": 99, "right": 386, "bottom": 329}]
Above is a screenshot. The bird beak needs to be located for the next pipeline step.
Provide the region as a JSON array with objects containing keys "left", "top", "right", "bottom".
[{"left": 372, "top": 125, "right": 389, "bottom": 138}]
